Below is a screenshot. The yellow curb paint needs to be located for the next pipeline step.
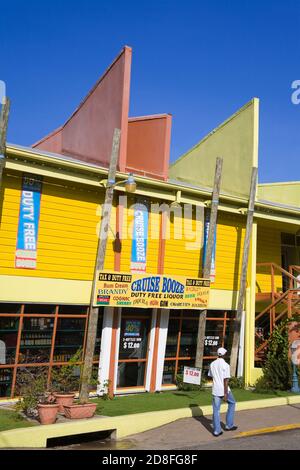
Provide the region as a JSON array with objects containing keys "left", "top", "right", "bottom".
[
  {"left": 1, "top": 395, "right": 300, "bottom": 448},
  {"left": 236, "top": 423, "right": 300, "bottom": 438}
]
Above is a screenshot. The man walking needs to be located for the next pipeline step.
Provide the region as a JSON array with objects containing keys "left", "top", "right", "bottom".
[{"left": 208, "top": 347, "right": 237, "bottom": 436}]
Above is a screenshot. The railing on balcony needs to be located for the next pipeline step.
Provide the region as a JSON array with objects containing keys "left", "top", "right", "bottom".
[{"left": 255, "top": 263, "right": 300, "bottom": 363}]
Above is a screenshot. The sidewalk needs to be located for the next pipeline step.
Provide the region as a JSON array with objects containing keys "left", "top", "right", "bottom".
[{"left": 125, "top": 404, "right": 300, "bottom": 449}]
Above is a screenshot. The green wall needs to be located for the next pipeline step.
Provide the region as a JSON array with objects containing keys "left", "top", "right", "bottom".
[
  {"left": 258, "top": 182, "right": 300, "bottom": 208},
  {"left": 169, "top": 98, "right": 259, "bottom": 199}
]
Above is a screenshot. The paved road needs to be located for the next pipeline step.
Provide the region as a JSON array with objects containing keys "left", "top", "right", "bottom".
[
  {"left": 50, "top": 404, "right": 300, "bottom": 450},
  {"left": 124, "top": 404, "right": 300, "bottom": 450},
  {"left": 183, "top": 428, "right": 300, "bottom": 450}
]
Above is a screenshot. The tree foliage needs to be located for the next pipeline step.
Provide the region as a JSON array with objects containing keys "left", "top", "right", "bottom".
[{"left": 255, "top": 317, "right": 300, "bottom": 392}]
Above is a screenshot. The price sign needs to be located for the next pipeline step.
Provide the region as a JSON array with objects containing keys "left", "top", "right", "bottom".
[{"left": 183, "top": 366, "right": 201, "bottom": 385}]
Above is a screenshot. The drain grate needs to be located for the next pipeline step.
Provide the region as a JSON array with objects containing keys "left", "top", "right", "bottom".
[{"left": 46, "top": 429, "right": 116, "bottom": 448}]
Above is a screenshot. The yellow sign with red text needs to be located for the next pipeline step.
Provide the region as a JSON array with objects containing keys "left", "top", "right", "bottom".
[{"left": 94, "top": 271, "right": 210, "bottom": 309}]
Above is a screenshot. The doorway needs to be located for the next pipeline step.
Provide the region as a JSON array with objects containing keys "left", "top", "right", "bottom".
[{"left": 117, "top": 309, "right": 152, "bottom": 388}]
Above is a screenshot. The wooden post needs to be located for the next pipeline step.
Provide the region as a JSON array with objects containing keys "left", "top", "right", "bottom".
[
  {"left": 0, "top": 97, "right": 10, "bottom": 186},
  {"left": 195, "top": 157, "right": 223, "bottom": 373},
  {"left": 230, "top": 167, "right": 258, "bottom": 376},
  {"left": 79, "top": 128, "right": 121, "bottom": 403}
]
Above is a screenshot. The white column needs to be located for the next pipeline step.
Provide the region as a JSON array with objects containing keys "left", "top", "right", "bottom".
[
  {"left": 155, "top": 309, "right": 170, "bottom": 391},
  {"left": 113, "top": 308, "right": 121, "bottom": 393},
  {"left": 237, "top": 310, "right": 245, "bottom": 377},
  {"left": 97, "top": 307, "right": 113, "bottom": 395},
  {"left": 145, "top": 309, "right": 157, "bottom": 391}
]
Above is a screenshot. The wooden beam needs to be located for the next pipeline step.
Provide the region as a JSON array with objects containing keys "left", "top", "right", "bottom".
[
  {"left": 230, "top": 167, "right": 258, "bottom": 376},
  {"left": 0, "top": 97, "right": 10, "bottom": 186},
  {"left": 195, "top": 157, "right": 223, "bottom": 375},
  {"left": 79, "top": 128, "right": 121, "bottom": 402}
]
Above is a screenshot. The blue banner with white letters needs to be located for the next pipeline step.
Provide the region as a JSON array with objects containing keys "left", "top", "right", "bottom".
[
  {"left": 15, "top": 174, "right": 43, "bottom": 269},
  {"left": 130, "top": 201, "right": 149, "bottom": 273}
]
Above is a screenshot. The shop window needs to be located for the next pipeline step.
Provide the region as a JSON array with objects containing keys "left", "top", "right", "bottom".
[
  {"left": 0, "top": 368, "right": 13, "bottom": 397},
  {"left": 0, "top": 317, "right": 19, "bottom": 364},
  {"left": 204, "top": 320, "right": 225, "bottom": 357},
  {"left": 53, "top": 318, "right": 85, "bottom": 362},
  {"left": 179, "top": 320, "right": 198, "bottom": 357},
  {"left": 51, "top": 364, "right": 81, "bottom": 392},
  {"left": 177, "top": 359, "right": 196, "bottom": 376},
  {"left": 58, "top": 305, "right": 88, "bottom": 315},
  {"left": 162, "top": 361, "right": 176, "bottom": 384},
  {"left": 165, "top": 319, "right": 180, "bottom": 357},
  {"left": 202, "top": 359, "right": 211, "bottom": 379},
  {"left": 93, "top": 314, "right": 103, "bottom": 362},
  {"left": 19, "top": 317, "right": 54, "bottom": 364},
  {"left": 24, "top": 304, "right": 55, "bottom": 315},
  {"left": 163, "top": 310, "right": 234, "bottom": 386},
  {"left": 281, "top": 233, "right": 296, "bottom": 247},
  {"left": 0, "top": 304, "right": 21, "bottom": 315},
  {"left": 206, "top": 311, "right": 226, "bottom": 318},
  {"left": 223, "top": 319, "right": 235, "bottom": 352},
  {"left": 15, "top": 366, "right": 48, "bottom": 396},
  {"left": 180, "top": 310, "right": 201, "bottom": 318}
]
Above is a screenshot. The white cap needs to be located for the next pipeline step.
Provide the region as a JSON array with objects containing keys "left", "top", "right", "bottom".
[{"left": 217, "top": 347, "right": 227, "bottom": 356}]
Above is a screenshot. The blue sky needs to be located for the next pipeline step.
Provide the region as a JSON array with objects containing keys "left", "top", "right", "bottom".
[{"left": 1, "top": 0, "right": 299, "bottom": 183}]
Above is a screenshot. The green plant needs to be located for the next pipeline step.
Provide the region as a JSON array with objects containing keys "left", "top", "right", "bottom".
[
  {"left": 15, "top": 367, "right": 53, "bottom": 418},
  {"left": 228, "top": 376, "right": 244, "bottom": 389},
  {"left": 254, "top": 317, "right": 300, "bottom": 392},
  {"left": 51, "top": 349, "right": 83, "bottom": 394},
  {"left": 175, "top": 373, "right": 207, "bottom": 391},
  {"left": 99, "top": 379, "right": 112, "bottom": 400}
]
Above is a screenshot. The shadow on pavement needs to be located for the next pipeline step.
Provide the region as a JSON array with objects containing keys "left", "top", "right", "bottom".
[{"left": 189, "top": 404, "right": 213, "bottom": 434}]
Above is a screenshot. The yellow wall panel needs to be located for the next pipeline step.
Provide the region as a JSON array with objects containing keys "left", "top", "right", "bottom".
[
  {"left": 256, "top": 225, "right": 282, "bottom": 293},
  {"left": 212, "top": 213, "right": 245, "bottom": 291},
  {"left": 0, "top": 171, "right": 116, "bottom": 280},
  {"left": 164, "top": 209, "right": 203, "bottom": 278}
]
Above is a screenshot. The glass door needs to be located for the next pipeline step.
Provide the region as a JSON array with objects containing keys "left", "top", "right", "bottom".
[{"left": 117, "top": 309, "right": 151, "bottom": 388}]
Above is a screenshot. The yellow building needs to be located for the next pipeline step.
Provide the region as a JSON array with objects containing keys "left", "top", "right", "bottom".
[{"left": 0, "top": 48, "right": 299, "bottom": 398}]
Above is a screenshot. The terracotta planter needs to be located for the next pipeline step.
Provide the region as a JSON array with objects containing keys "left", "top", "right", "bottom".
[
  {"left": 53, "top": 392, "right": 76, "bottom": 413},
  {"left": 38, "top": 404, "right": 60, "bottom": 425},
  {"left": 63, "top": 403, "right": 97, "bottom": 419}
]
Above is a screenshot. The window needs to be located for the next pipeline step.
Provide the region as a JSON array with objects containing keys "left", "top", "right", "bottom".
[
  {"left": 162, "top": 310, "right": 235, "bottom": 385},
  {"left": 19, "top": 317, "right": 54, "bottom": 364},
  {"left": 0, "top": 303, "right": 103, "bottom": 398},
  {"left": 281, "top": 233, "right": 297, "bottom": 247}
]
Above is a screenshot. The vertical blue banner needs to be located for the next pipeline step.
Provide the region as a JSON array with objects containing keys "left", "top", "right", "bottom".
[
  {"left": 15, "top": 174, "right": 43, "bottom": 269},
  {"left": 202, "top": 210, "right": 217, "bottom": 283},
  {"left": 130, "top": 201, "right": 149, "bottom": 273}
]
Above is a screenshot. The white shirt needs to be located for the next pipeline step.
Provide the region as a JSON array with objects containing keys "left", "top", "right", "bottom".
[{"left": 208, "top": 357, "right": 231, "bottom": 396}]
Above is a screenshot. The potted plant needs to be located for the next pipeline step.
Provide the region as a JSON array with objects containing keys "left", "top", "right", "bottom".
[
  {"left": 51, "top": 349, "right": 82, "bottom": 413},
  {"left": 15, "top": 367, "right": 59, "bottom": 425},
  {"left": 62, "top": 368, "right": 99, "bottom": 419}
]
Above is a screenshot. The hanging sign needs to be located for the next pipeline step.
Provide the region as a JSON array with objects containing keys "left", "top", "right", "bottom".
[
  {"left": 202, "top": 210, "right": 217, "bottom": 283},
  {"left": 15, "top": 174, "right": 42, "bottom": 269},
  {"left": 94, "top": 271, "right": 210, "bottom": 309},
  {"left": 130, "top": 201, "right": 149, "bottom": 273}
]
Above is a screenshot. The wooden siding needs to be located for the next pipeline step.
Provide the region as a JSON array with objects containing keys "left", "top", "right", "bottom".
[
  {"left": 256, "top": 225, "right": 282, "bottom": 293},
  {"left": 164, "top": 207, "right": 203, "bottom": 278},
  {"left": 0, "top": 171, "right": 114, "bottom": 280},
  {"left": 213, "top": 212, "right": 246, "bottom": 291}
]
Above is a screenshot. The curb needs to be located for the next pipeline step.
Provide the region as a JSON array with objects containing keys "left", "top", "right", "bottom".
[{"left": 1, "top": 395, "right": 300, "bottom": 448}]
